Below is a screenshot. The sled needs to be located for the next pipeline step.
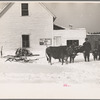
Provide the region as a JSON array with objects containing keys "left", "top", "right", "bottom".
[{"left": 5, "top": 55, "right": 39, "bottom": 63}]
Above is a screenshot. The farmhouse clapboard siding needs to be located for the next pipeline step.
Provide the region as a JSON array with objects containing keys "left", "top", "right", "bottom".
[{"left": 0, "top": 2, "right": 54, "bottom": 54}]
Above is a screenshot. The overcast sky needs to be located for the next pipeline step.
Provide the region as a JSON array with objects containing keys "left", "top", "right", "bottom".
[{"left": 44, "top": 2, "right": 100, "bottom": 33}]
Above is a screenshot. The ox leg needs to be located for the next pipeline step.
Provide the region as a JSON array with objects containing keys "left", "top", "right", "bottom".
[
  {"left": 47, "top": 55, "right": 52, "bottom": 65},
  {"left": 61, "top": 54, "right": 64, "bottom": 65},
  {"left": 70, "top": 56, "right": 72, "bottom": 63},
  {"left": 59, "top": 58, "right": 61, "bottom": 62},
  {"left": 95, "top": 56, "right": 97, "bottom": 60},
  {"left": 72, "top": 57, "right": 74, "bottom": 63},
  {"left": 49, "top": 57, "right": 52, "bottom": 65},
  {"left": 61, "top": 57, "right": 64, "bottom": 65},
  {"left": 61, "top": 59, "right": 63, "bottom": 65},
  {"left": 93, "top": 57, "right": 95, "bottom": 61},
  {"left": 65, "top": 57, "right": 68, "bottom": 64}
]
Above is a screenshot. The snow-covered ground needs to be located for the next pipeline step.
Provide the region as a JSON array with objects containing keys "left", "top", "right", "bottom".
[
  {"left": 0, "top": 53, "right": 100, "bottom": 87},
  {"left": 0, "top": 52, "right": 100, "bottom": 99}
]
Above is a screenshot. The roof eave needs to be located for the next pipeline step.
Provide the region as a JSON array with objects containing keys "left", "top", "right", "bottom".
[
  {"left": 39, "top": 3, "right": 56, "bottom": 20},
  {"left": 0, "top": 3, "right": 14, "bottom": 18}
]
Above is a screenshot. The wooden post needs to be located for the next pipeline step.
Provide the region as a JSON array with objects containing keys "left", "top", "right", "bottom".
[{"left": 1, "top": 46, "right": 3, "bottom": 58}]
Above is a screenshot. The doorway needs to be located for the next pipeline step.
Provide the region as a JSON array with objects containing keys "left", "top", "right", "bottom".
[{"left": 67, "top": 40, "right": 79, "bottom": 47}]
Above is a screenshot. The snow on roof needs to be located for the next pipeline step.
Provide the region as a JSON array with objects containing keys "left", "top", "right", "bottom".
[
  {"left": 65, "top": 28, "right": 86, "bottom": 30},
  {"left": 53, "top": 24, "right": 65, "bottom": 30}
]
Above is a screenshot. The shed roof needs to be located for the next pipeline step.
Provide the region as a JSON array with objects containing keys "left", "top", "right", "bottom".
[{"left": 53, "top": 24, "right": 65, "bottom": 30}]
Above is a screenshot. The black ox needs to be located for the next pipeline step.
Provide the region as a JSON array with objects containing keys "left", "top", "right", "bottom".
[
  {"left": 74, "top": 45, "right": 84, "bottom": 53},
  {"left": 46, "top": 46, "right": 77, "bottom": 65}
]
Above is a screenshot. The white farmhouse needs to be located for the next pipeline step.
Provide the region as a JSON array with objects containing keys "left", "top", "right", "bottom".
[{"left": 0, "top": 2, "right": 55, "bottom": 55}]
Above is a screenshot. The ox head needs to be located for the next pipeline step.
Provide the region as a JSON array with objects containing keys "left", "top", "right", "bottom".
[{"left": 74, "top": 45, "right": 84, "bottom": 53}]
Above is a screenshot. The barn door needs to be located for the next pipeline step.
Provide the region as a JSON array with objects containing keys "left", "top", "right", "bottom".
[{"left": 67, "top": 40, "right": 79, "bottom": 47}]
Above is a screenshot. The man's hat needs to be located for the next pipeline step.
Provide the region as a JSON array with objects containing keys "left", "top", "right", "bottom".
[{"left": 85, "top": 38, "right": 88, "bottom": 40}]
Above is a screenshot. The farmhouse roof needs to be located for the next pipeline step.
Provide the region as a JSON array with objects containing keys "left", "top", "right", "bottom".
[
  {"left": 39, "top": 3, "right": 56, "bottom": 21},
  {"left": 0, "top": 3, "right": 14, "bottom": 17},
  {"left": 0, "top": 2, "right": 56, "bottom": 21}
]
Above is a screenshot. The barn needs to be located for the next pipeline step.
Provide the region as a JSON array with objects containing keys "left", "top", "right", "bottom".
[
  {"left": 53, "top": 27, "right": 86, "bottom": 46},
  {"left": 0, "top": 2, "right": 55, "bottom": 55},
  {"left": 87, "top": 34, "right": 100, "bottom": 50}
]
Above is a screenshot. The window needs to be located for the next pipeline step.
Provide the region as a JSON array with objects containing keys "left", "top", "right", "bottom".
[
  {"left": 22, "top": 35, "right": 30, "bottom": 48},
  {"left": 39, "top": 38, "right": 52, "bottom": 45},
  {"left": 54, "top": 36, "right": 61, "bottom": 46},
  {"left": 21, "top": 3, "right": 28, "bottom": 16}
]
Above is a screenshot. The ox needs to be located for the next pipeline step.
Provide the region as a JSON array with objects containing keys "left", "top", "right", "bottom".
[
  {"left": 92, "top": 48, "right": 98, "bottom": 60},
  {"left": 46, "top": 46, "right": 77, "bottom": 65},
  {"left": 74, "top": 45, "right": 84, "bottom": 53}
]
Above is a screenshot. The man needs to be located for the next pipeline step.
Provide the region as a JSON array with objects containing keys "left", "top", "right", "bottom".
[
  {"left": 97, "top": 39, "right": 100, "bottom": 60},
  {"left": 83, "top": 38, "right": 91, "bottom": 62}
]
